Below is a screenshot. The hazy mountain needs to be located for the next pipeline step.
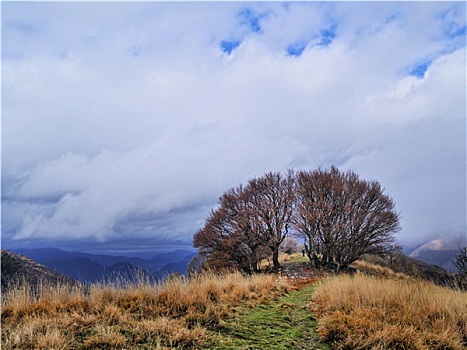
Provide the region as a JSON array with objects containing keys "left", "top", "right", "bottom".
[
  {"left": 409, "top": 239, "right": 460, "bottom": 272},
  {"left": 44, "top": 257, "right": 105, "bottom": 283},
  {"left": 1, "top": 250, "right": 77, "bottom": 293},
  {"left": 101, "top": 262, "right": 155, "bottom": 284},
  {"left": 410, "top": 239, "right": 457, "bottom": 255},
  {"left": 150, "top": 250, "right": 196, "bottom": 264},
  {"left": 10, "top": 248, "right": 196, "bottom": 283},
  {"left": 158, "top": 252, "right": 196, "bottom": 276},
  {"left": 12, "top": 248, "right": 147, "bottom": 268}
]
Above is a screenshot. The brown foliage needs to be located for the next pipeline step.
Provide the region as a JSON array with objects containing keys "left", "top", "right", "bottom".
[
  {"left": 294, "top": 166, "right": 400, "bottom": 269},
  {"left": 248, "top": 171, "right": 296, "bottom": 269},
  {"left": 195, "top": 167, "right": 400, "bottom": 273},
  {"left": 455, "top": 247, "right": 467, "bottom": 271},
  {"left": 194, "top": 171, "right": 295, "bottom": 273}
]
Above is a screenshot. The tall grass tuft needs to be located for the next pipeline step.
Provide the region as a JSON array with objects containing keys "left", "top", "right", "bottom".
[
  {"left": 312, "top": 274, "right": 467, "bottom": 349},
  {"left": 1, "top": 271, "right": 289, "bottom": 349}
]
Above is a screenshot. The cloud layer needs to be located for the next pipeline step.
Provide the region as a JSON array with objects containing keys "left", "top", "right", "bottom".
[{"left": 2, "top": 2, "right": 466, "bottom": 253}]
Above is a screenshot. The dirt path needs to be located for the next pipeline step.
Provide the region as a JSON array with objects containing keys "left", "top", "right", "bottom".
[
  {"left": 204, "top": 257, "right": 331, "bottom": 349},
  {"left": 277, "top": 258, "right": 324, "bottom": 289}
]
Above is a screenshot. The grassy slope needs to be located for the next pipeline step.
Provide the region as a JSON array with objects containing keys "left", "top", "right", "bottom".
[
  {"left": 1, "top": 272, "right": 292, "bottom": 349},
  {"left": 206, "top": 283, "right": 330, "bottom": 350},
  {"left": 4, "top": 253, "right": 463, "bottom": 349},
  {"left": 312, "top": 273, "right": 467, "bottom": 350}
]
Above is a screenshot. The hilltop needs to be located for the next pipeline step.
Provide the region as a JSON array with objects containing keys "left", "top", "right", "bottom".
[
  {"left": 1, "top": 250, "right": 77, "bottom": 293},
  {"left": 408, "top": 239, "right": 461, "bottom": 272}
]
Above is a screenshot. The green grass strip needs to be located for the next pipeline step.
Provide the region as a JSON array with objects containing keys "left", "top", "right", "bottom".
[{"left": 205, "top": 284, "right": 330, "bottom": 350}]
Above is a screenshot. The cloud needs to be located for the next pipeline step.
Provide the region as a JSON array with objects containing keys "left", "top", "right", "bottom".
[
  {"left": 2, "top": 2, "right": 465, "bottom": 252},
  {"left": 342, "top": 48, "right": 466, "bottom": 245}
]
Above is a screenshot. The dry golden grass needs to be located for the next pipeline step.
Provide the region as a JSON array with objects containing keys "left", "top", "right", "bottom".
[
  {"left": 312, "top": 273, "right": 467, "bottom": 350},
  {"left": 350, "top": 259, "right": 411, "bottom": 280},
  {"left": 260, "top": 252, "right": 302, "bottom": 269},
  {"left": 1, "top": 272, "right": 290, "bottom": 349}
]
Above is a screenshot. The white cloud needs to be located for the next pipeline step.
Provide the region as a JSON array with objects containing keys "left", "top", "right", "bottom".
[
  {"left": 342, "top": 48, "right": 466, "bottom": 246},
  {"left": 2, "top": 2, "right": 465, "bottom": 250}
]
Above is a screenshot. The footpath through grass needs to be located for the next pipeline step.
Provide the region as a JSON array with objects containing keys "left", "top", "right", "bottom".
[{"left": 205, "top": 283, "right": 329, "bottom": 350}]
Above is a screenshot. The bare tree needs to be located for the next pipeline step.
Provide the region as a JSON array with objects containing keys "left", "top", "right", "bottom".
[
  {"left": 195, "top": 167, "right": 400, "bottom": 273},
  {"left": 247, "top": 171, "right": 296, "bottom": 270},
  {"left": 193, "top": 184, "right": 269, "bottom": 274},
  {"left": 454, "top": 247, "right": 467, "bottom": 277},
  {"left": 293, "top": 167, "right": 400, "bottom": 270}
]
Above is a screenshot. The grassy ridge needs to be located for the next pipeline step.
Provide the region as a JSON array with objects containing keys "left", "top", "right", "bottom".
[
  {"left": 1, "top": 272, "right": 290, "bottom": 349},
  {"left": 3, "top": 255, "right": 466, "bottom": 349},
  {"left": 312, "top": 273, "right": 467, "bottom": 349}
]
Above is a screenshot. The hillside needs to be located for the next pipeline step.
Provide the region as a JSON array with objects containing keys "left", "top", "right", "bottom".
[
  {"left": 1, "top": 253, "right": 465, "bottom": 349},
  {"left": 1, "top": 250, "right": 77, "bottom": 293},
  {"left": 312, "top": 272, "right": 466, "bottom": 349},
  {"left": 359, "top": 252, "right": 459, "bottom": 288},
  {"left": 1, "top": 270, "right": 297, "bottom": 349}
]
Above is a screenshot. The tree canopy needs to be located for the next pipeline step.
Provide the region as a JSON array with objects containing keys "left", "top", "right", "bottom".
[
  {"left": 294, "top": 167, "right": 400, "bottom": 270},
  {"left": 193, "top": 167, "right": 401, "bottom": 273}
]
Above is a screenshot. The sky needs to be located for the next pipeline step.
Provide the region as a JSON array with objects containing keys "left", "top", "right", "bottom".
[{"left": 2, "top": 1, "right": 466, "bottom": 257}]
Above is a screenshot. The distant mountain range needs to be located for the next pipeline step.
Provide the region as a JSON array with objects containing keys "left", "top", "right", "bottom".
[
  {"left": 408, "top": 239, "right": 462, "bottom": 272},
  {"left": 9, "top": 248, "right": 196, "bottom": 284},
  {"left": 4, "top": 239, "right": 462, "bottom": 289}
]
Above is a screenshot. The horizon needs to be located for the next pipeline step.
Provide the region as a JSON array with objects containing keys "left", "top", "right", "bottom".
[
  {"left": 2, "top": 234, "right": 464, "bottom": 259},
  {"left": 4, "top": 245, "right": 197, "bottom": 260},
  {"left": 2, "top": 2, "right": 466, "bottom": 255}
]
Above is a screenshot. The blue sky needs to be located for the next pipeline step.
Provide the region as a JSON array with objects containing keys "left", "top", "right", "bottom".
[{"left": 2, "top": 2, "right": 466, "bottom": 255}]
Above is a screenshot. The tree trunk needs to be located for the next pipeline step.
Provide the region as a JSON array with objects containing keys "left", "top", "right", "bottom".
[{"left": 272, "top": 248, "right": 280, "bottom": 270}]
